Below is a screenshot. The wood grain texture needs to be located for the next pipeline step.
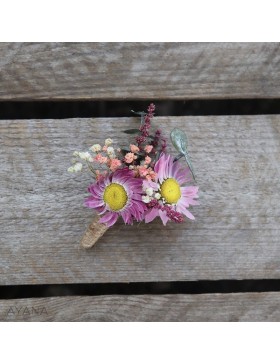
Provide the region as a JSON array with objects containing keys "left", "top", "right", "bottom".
[
  {"left": 1, "top": 293, "right": 280, "bottom": 321},
  {"left": 0, "top": 43, "right": 280, "bottom": 100},
  {"left": 1, "top": 116, "right": 280, "bottom": 285}
]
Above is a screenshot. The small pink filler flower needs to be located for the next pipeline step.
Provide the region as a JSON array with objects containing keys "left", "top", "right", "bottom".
[
  {"left": 130, "top": 144, "right": 139, "bottom": 153},
  {"left": 108, "top": 158, "right": 122, "bottom": 172},
  {"left": 124, "top": 152, "right": 136, "bottom": 164},
  {"left": 144, "top": 145, "right": 153, "bottom": 153},
  {"left": 85, "top": 168, "right": 146, "bottom": 227},
  {"left": 145, "top": 156, "right": 152, "bottom": 165}
]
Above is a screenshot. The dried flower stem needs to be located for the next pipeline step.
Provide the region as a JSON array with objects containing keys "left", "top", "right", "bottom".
[{"left": 86, "top": 161, "right": 97, "bottom": 177}]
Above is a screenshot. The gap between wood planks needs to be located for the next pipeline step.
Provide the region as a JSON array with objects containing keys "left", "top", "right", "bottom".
[
  {"left": 1, "top": 99, "right": 280, "bottom": 119},
  {"left": 1, "top": 280, "right": 280, "bottom": 300}
]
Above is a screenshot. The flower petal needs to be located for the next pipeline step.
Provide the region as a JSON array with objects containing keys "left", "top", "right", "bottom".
[
  {"left": 154, "top": 154, "right": 167, "bottom": 182},
  {"left": 158, "top": 209, "right": 169, "bottom": 225},
  {"left": 177, "top": 196, "right": 190, "bottom": 208},
  {"left": 99, "top": 212, "right": 118, "bottom": 227},
  {"left": 121, "top": 209, "right": 133, "bottom": 225},
  {"left": 84, "top": 197, "right": 104, "bottom": 208},
  {"left": 181, "top": 186, "right": 199, "bottom": 196},
  {"left": 178, "top": 206, "right": 195, "bottom": 220},
  {"left": 145, "top": 208, "right": 159, "bottom": 223}
]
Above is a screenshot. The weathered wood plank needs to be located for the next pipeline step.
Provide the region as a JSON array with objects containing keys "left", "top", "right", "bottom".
[
  {"left": 0, "top": 43, "right": 279, "bottom": 100},
  {"left": 0, "top": 116, "right": 280, "bottom": 284},
  {"left": 1, "top": 293, "right": 280, "bottom": 321}
]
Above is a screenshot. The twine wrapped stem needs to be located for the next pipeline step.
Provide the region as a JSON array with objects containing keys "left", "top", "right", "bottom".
[{"left": 80, "top": 215, "right": 108, "bottom": 249}]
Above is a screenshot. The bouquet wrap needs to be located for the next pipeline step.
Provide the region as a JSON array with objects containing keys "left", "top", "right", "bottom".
[{"left": 80, "top": 215, "right": 108, "bottom": 248}]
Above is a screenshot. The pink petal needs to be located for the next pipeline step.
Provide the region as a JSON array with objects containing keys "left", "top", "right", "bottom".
[
  {"left": 132, "top": 193, "right": 143, "bottom": 201},
  {"left": 132, "top": 200, "right": 146, "bottom": 213},
  {"left": 99, "top": 212, "right": 118, "bottom": 227},
  {"left": 154, "top": 154, "right": 166, "bottom": 182},
  {"left": 187, "top": 198, "right": 200, "bottom": 206},
  {"left": 97, "top": 204, "right": 108, "bottom": 215},
  {"left": 106, "top": 213, "right": 119, "bottom": 227},
  {"left": 171, "top": 160, "right": 180, "bottom": 176},
  {"left": 121, "top": 210, "right": 133, "bottom": 225},
  {"left": 158, "top": 209, "right": 169, "bottom": 225},
  {"left": 99, "top": 212, "right": 114, "bottom": 223},
  {"left": 145, "top": 208, "right": 159, "bottom": 223},
  {"left": 177, "top": 197, "right": 190, "bottom": 209},
  {"left": 175, "top": 170, "right": 188, "bottom": 184},
  {"left": 181, "top": 186, "right": 199, "bottom": 196},
  {"left": 88, "top": 184, "right": 103, "bottom": 196},
  {"left": 142, "top": 180, "right": 158, "bottom": 191},
  {"left": 178, "top": 206, "right": 195, "bottom": 220},
  {"left": 84, "top": 197, "right": 104, "bottom": 208},
  {"left": 130, "top": 205, "right": 144, "bottom": 221},
  {"left": 103, "top": 176, "right": 111, "bottom": 186},
  {"left": 168, "top": 156, "right": 176, "bottom": 176},
  {"left": 164, "top": 154, "right": 172, "bottom": 179}
]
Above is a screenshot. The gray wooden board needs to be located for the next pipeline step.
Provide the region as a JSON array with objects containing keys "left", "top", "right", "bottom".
[
  {"left": 0, "top": 116, "right": 280, "bottom": 285},
  {"left": 0, "top": 43, "right": 279, "bottom": 100},
  {"left": 1, "top": 293, "right": 280, "bottom": 321}
]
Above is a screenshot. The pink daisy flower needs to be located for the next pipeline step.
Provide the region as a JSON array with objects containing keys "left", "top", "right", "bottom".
[
  {"left": 85, "top": 168, "right": 146, "bottom": 227},
  {"left": 144, "top": 153, "right": 199, "bottom": 225}
]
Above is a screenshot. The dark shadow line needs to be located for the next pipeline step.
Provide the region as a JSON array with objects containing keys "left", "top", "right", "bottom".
[
  {"left": 1, "top": 99, "right": 280, "bottom": 119},
  {"left": 1, "top": 280, "right": 280, "bottom": 300}
]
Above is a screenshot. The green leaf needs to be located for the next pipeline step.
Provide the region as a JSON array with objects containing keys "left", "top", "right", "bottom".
[
  {"left": 170, "top": 128, "right": 188, "bottom": 155},
  {"left": 170, "top": 128, "right": 196, "bottom": 182},
  {"left": 123, "top": 129, "right": 140, "bottom": 135}
]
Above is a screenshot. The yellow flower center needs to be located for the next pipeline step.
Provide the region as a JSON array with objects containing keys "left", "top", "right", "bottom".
[
  {"left": 103, "top": 183, "right": 128, "bottom": 211},
  {"left": 160, "top": 178, "right": 181, "bottom": 204}
]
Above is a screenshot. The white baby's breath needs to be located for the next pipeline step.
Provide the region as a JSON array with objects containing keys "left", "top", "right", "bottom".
[
  {"left": 145, "top": 187, "right": 154, "bottom": 196},
  {"left": 90, "top": 144, "right": 101, "bottom": 152},
  {"left": 142, "top": 195, "right": 151, "bottom": 203},
  {"left": 106, "top": 146, "right": 116, "bottom": 159},
  {"left": 105, "top": 138, "right": 113, "bottom": 146},
  {"left": 107, "top": 146, "right": 114, "bottom": 154},
  {"left": 79, "top": 151, "right": 91, "bottom": 160},
  {"left": 155, "top": 193, "right": 161, "bottom": 200},
  {"left": 73, "top": 162, "right": 83, "bottom": 172}
]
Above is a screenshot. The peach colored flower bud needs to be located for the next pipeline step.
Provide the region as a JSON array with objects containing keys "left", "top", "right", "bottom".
[
  {"left": 124, "top": 152, "right": 136, "bottom": 164},
  {"left": 145, "top": 156, "right": 152, "bottom": 165},
  {"left": 109, "top": 158, "right": 122, "bottom": 172},
  {"left": 130, "top": 144, "right": 140, "bottom": 153},
  {"left": 144, "top": 145, "right": 153, "bottom": 153},
  {"left": 94, "top": 153, "right": 108, "bottom": 164}
]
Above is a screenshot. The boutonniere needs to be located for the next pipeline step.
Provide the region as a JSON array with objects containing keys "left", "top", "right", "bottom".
[{"left": 68, "top": 104, "right": 199, "bottom": 248}]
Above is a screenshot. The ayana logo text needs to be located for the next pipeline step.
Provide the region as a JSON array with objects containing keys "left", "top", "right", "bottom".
[{"left": 6, "top": 306, "right": 48, "bottom": 317}]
